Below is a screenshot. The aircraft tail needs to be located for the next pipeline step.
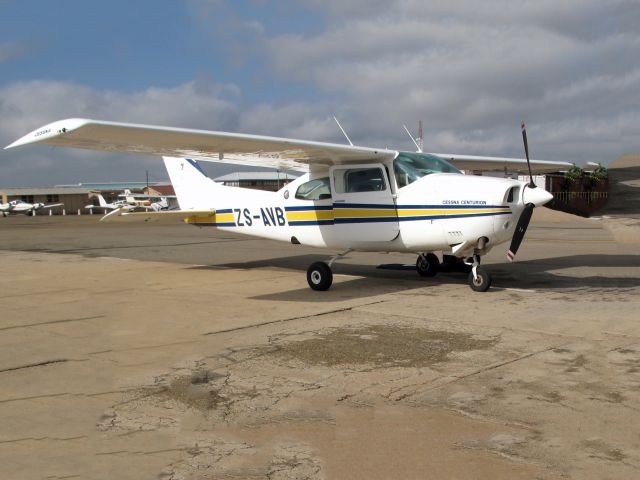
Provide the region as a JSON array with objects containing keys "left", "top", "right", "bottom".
[
  {"left": 97, "top": 194, "right": 107, "bottom": 207},
  {"left": 162, "top": 157, "right": 219, "bottom": 210}
]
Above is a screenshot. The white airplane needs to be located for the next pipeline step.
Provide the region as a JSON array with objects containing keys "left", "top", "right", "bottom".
[
  {"left": 84, "top": 193, "right": 129, "bottom": 211},
  {"left": 6, "top": 118, "right": 571, "bottom": 291},
  {"left": 86, "top": 191, "right": 171, "bottom": 212},
  {"left": 1, "top": 199, "right": 64, "bottom": 216},
  {"left": 119, "top": 190, "right": 172, "bottom": 211}
]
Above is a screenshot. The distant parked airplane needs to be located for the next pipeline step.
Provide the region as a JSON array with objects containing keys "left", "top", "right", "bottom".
[
  {"left": 84, "top": 193, "right": 129, "bottom": 211},
  {"left": 85, "top": 192, "right": 171, "bottom": 212},
  {"left": 1, "top": 199, "right": 64, "bottom": 216}
]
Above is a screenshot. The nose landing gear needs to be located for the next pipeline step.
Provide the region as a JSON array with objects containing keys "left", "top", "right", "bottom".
[{"left": 466, "top": 254, "right": 492, "bottom": 292}]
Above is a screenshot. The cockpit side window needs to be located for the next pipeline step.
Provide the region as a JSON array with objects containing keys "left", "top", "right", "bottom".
[
  {"left": 333, "top": 167, "right": 387, "bottom": 194},
  {"left": 295, "top": 177, "right": 332, "bottom": 200},
  {"left": 393, "top": 152, "right": 461, "bottom": 188}
]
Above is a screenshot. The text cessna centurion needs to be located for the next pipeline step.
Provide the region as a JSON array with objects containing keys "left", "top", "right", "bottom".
[{"left": 7, "top": 118, "right": 569, "bottom": 291}]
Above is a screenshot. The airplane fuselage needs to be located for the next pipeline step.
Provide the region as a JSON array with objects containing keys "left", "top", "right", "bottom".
[{"left": 183, "top": 165, "right": 533, "bottom": 259}]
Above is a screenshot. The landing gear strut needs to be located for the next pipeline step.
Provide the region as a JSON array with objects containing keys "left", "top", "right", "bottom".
[
  {"left": 306, "top": 249, "right": 352, "bottom": 291},
  {"left": 466, "top": 254, "right": 492, "bottom": 292},
  {"left": 416, "top": 252, "right": 439, "bottom": 277}
]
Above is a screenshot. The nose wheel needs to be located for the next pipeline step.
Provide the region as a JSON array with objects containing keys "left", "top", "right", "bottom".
[{"left": 466, "top": 254, "right": 492, "bottom": 292}]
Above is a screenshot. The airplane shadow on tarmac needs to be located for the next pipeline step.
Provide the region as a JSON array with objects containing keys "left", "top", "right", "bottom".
[
  {"left": 491, "top": 254, "right": 640, "bottom": 291},
  {"left": 190, "top": 254, "right": 448, "bottom": 302},
  {"left": 190, "top": 253, "right": 640, "bottom": 301}
]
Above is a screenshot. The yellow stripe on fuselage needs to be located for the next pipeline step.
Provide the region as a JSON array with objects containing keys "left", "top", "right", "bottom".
[
  {"left": 186, "top": 212, "right": 233, "bottom": 224},
  {"left": 333, "top": 208, "right": 396, "bottom": 218},
  {"left": 286, "top": 210, "right": 335, "bottom": 222}
]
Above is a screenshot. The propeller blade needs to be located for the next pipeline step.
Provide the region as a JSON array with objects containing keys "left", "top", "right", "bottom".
[
  {"left": 507, "top": 203, "right": 534, "bottom": 262},
  {"left": 521, "top": 121, "right": 535, "bottom": 187}
]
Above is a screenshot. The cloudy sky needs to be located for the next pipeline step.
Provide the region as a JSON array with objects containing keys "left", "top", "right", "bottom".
[{"left": 1, "top": 0, "right": 638, "bottom": 186}]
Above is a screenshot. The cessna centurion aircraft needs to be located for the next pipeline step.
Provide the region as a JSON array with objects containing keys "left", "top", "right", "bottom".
[
  {"left": 1, "top": 199, "right": 64, "bottom": 216},
  {"left": 6, "top": 118, "right": 570, "bottom": 291}
]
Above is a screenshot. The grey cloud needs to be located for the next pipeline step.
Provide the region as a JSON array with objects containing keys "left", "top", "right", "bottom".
[
  {"left": 265, "top": 0, "right": 640, "bottom": 163},
  {"left": 0, "top": 80, "right": 244, "bottom": 186},
  {"left": 0, "top": 79, "right": 331, "bottom": 186},
  {"left": 3, "top": 0, "right": 639, "bottom": 187}
]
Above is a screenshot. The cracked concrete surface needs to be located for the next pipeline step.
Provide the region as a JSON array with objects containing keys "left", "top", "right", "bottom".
[{"left": 0, "top": 214, "right": 639, "bottom": 479}]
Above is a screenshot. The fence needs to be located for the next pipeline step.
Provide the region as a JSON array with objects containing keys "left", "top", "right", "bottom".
[{"left": 552, "top": 191, "right": 609, "bottom": 204}]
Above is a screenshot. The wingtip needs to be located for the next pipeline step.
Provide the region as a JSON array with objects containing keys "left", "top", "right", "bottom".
[{"left": 4, "top": 118, "right": 91, "bottom": 150}]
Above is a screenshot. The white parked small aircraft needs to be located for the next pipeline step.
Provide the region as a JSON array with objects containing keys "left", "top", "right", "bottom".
[
  {"left": 86, "top": 191, "right": 171, "bottom": 212},
  {"left": 84, "top": 193, "right": 130, "bottom": 211},
  {"left": 119, "top": 190, "right": 172, "bottom": 211},
  {"left": 6, "top": 118, "right": 571, "bottom": 291},
  {"left": 1, "top": 199, "right": 64, "bottom": 216}
]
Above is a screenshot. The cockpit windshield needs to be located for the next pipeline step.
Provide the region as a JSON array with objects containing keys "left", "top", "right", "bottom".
[{"left": 393, "top": 152, "right": 461, "bottom": 188}]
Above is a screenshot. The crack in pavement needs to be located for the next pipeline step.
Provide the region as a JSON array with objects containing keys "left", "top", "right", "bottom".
[
  {"left": 0, "top": 435, "right": 88, "bottom": 445},
  {"left": 203, "top": 300, "right": 388, "bottom": 336},
  {"left": 86, "top": 339, "right": 201, "bottom": 356},
  {"left": 0, "top": 388, "right": 139, "bottom": 404},
  {"left": 386, "top": 344, "right": 569, "bottom": 401},
  {"left": 0, "top": 359, "right": 69, "bottom": 374},
  {"left": 0, "top": 315, "right": 105, "bottom": 331},
  {"left": 95, "top": 447, "right": 188, "bottom": 456}
]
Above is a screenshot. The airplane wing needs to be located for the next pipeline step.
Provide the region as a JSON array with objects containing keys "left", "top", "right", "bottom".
[
  {"left": 84, "top": 205, "right": 112, "bottom": 210},
  {"left": 5, "top": 118, "right": 397, "bottom": 172},
  {"left": 39, "top": 203, "right": 64, "bottom": 209},
  {"left": 118, "top": 193, "right": 177, "bottom": 199},
  {"left": 100, "top": 208, "right": 215, "bottom": 223},
  {"left": 431, "top": 153, "right": 572, "bottom": 174}
]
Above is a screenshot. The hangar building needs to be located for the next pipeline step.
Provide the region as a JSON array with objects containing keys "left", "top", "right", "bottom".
[{"left": 0, "top": 187, "right": 90, "bottom": 215}]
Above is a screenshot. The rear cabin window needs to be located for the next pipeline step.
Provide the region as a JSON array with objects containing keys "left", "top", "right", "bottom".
[
  {"left": 333, "top": 167, "right": 387, "bottom": 194},
  {"left": 295, "top": 177, "right": 332, "bottom": 200}
]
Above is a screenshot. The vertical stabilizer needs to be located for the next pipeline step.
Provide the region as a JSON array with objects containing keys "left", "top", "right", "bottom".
[
  {"left": 98, "top": 194, "right": 107, "bottom": 207},
  {"left": 163, "top": 157, "right": 219, "bottom": 210}
]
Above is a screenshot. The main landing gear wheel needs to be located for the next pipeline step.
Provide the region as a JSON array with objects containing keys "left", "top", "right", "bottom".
[
  {"left": 307, "top": 261, "right": 333, "bottom": 291},
  {"left": 416, "top": 253, "right": 439, "bottom": 277},
  {"left": 468, "top": 266, "right": 492, "bottom": 292}
]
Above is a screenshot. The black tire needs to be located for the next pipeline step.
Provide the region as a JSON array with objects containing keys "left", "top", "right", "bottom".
[
  {"left": 307, "top": 262, "right": 333, "bottom": 291},
  {"left": 416, "top": 253, "right": 439, "bottom": 277},
  {"left": 468, "top": 266, "right": 492, "bottom": 292}
]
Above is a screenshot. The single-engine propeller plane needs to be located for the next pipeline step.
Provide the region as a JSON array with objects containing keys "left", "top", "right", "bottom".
[{"left": 6, "top": 118, "right": 570, "bottom": 291}]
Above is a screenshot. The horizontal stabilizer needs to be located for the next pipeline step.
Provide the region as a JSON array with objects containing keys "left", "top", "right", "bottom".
[{"left": 100, "top": 208, "right": 215, "bottom": 223}]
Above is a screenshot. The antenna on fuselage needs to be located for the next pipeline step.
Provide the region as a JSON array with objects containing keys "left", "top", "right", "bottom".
[
  {"left": 333, "top": 116, "right": 353, "bottom": 146},
  {"left": 403, "top": 123, "right": 423, "bottom": 152}
]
